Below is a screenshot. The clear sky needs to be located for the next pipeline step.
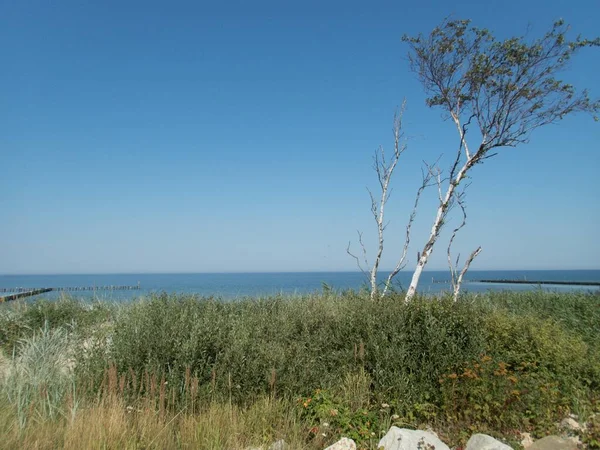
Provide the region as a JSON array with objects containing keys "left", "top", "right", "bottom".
[{"left": 1, "top": 0, "right": 599, "bottom": 274}]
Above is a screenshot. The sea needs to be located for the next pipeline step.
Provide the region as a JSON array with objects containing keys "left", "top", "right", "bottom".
[{"left": 0, "top": 270, "right": 599, "bottom": 302}]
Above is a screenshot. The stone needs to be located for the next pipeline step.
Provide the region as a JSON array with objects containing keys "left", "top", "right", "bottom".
[
  {"left": 528, "top": 436, "right": 578, "bottom": 450},
  {"left": 377, "top": 427, "right": 450, "bottom": 450},
  {"left": 566, "top": 436, "right": 581, "bottom": 447},
  {"left": 560, "top": 417, "right": 583, "bottom": 432},
  {"left": 520, "top": 432, "right": 534, "bottom": 449},
  {"left": 465, "top": 434, "right": 513, "bottom": 450},
  {"left": 268, "top": 440, "right": 288, "bottom": 450},
  {"left": 424, "top": 427, "right": 439, "bottom": 438},
  {"left": 324, "top": 437, "right": 356, "bottom": 450}
]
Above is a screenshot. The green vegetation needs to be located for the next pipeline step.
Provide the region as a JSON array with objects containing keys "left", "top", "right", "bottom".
[{"left": 0, "top": 290, "right": 599, "bottom": 449}]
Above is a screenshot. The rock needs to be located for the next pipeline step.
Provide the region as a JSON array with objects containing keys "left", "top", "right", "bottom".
[
  {"left": 520, "top": 432, "right": 534, "bottom": 449},
  {"left": 324, "top": 437, "right": 356, "bottom": 450},
  {"left": 424, "top": 427, "right": 439, "bottom": 438},
  {"left": 528, "top": 436, "right": 578, "bottom": 450},
  {"left": 560, "top": 417, "right": 583, "bottom": 432},
  {"left": 268, "top": 440, "right": 288, "bottom": 450},
  {"left": 465, "top": 434, "right": 513, "bottom": 450},
  {"left": 377, "top": 427, "right": 450, "bottom": 450}
]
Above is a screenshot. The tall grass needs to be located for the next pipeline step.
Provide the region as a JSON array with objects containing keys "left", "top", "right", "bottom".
[
  {"left": 0, "top": 290, "right": 598, "bottom": 448},
  {"left": 0, "top": 395, "right": 307, "bottom": 450},
  {"left": 1, "top": 323, "right": 77, "bottom": 428}
]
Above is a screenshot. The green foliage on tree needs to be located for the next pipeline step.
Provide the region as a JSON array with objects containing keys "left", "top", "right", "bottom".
[{"left": 403, "top": 18, "right": 599, "bottom": 161}]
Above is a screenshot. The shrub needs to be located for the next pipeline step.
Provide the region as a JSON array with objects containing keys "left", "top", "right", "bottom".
[{"left": 8, "top": 289, "right": 593, "bottom": 447}]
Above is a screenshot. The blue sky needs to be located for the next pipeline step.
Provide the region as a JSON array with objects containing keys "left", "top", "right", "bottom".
[{"left": 1, "top": 0, "right": 599, "bottom": 274}]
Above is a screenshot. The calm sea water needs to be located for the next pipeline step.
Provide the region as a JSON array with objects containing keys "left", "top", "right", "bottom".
[{"left": 1, "top": 270, "right": 599, "bottom": 302}]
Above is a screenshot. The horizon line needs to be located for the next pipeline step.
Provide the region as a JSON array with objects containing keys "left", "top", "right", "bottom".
[{"left": 2, "top": 268, "right": 600, "bottom": 277}]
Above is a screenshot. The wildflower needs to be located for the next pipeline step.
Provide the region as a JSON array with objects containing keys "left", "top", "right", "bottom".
[
  {"left": 322, "top": 422, "right": 329, "bottom": 428},
  {"left": 462, "top": 368, "right": 478, "bottom": 379},
  {"left": 391, "top": 414, "right": 400, "bottom": 420},
  {"left": 381, "top": 403, "right": 390, "bottom": 408},
  {"left": 494, "top": 363, "right": 508, "bottom": 376}
]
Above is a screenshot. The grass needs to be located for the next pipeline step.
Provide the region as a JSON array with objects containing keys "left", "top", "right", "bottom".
[{"left": 0, "top": 289, "right": 599, "bottom": 449}]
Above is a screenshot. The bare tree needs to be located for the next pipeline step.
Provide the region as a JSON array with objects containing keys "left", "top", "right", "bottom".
[
  {"left": 400, "top": 18, "right": 600, "bottom": 301},
  {"left": 347, "top": 102, "right": 432, "bottom": 301}
]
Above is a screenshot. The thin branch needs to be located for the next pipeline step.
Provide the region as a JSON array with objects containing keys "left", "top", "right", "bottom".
[
  {"left": 450, "top": 112, "right": 475, "bottom": 161},
  {"left": 447, "top": 193, "right": 468, "bottom": 293},
  {"left": 346, "top": 232, "right": 368, "bottom": 277},
  {"left": 358, "top": 231, "right": 369, "bottom": 272},
  {"left": 446, "top": 190, "right": 482, "bottom": 301},
  {"left": 382, "top": 165, "right": 434, "bottom": 296},
  {"left": 453, "top": 246, "right": 482, "bottom": 302}
]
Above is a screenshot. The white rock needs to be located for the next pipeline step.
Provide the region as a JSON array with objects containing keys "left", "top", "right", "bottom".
[
  {"left": 528, "top": 436, "right": 578, "bottom": 450},
  {"left": 377, "top": 427, "right": 450, "bottom": 450},
  {"left": 560, "top": 417, "right": 583, "bottom": 432},
  {"left": 465, "top": 434, "right": 513, "bottom": 450},
  {"left": 425, "top": 427, "right": 439, "bottom": 438},
  {"left": 520, "top": 432, "right": 534, "bottom": 449},
  {"left": 324, "top": 437, "right": 356, "bottom": 450},
  {"left": 268, "top": 440, "right": 287, "bottom": 450}
]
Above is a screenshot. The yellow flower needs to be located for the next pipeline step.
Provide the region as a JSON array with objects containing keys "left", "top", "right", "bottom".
[{"left": 462, "top": 368, "right": 478, "bottom": 379}]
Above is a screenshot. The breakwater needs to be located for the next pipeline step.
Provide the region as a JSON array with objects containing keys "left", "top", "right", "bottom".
[
  {"left": 476, "top": 279, "right": 600, "bottom": 286},
  {"left": 0, "top": 283, "right": 141, "bottom": 302}
]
